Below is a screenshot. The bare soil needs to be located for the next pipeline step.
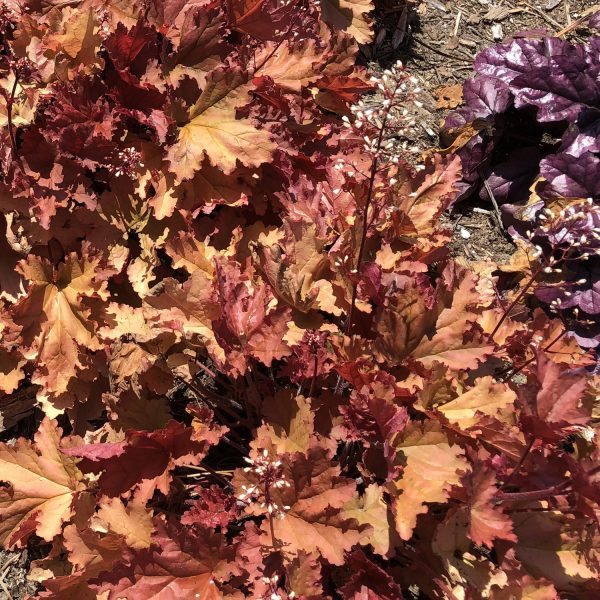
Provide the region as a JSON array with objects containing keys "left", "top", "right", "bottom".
[
  {"left": 0, "top": 550, "right": 38, "bottom": 600},
  {"left": 442, "top": 206, "right": 515, "bottom": 263}
]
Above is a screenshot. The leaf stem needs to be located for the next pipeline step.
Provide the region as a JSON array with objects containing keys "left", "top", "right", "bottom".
[
  {"left": 308, "top": 351, "right": 318, "bottom": 398},
  {"left": 495, "top": 480, "right": 570, "bottom": 503},
  {"left": 6, "top": 72, "right": 19, "bottom": 158},
  {"left": 263, "top": 478, "right": 280, "bottom": 549},
  {"left": 501, "top": 436, "right": 536, "bottom": 489},
  {"left": 490, "top": 266, "right": 542, "bottom": 339}
]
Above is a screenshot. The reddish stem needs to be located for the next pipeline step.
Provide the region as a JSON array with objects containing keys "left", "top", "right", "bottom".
[
  {"left": 308, "top": 351, "right": 318, "bottom": 398},
  {"left": 491, "top": 211, "right": 583, "bottom": 340},
  {"left": 501, "top": 437, "right": 536, "bottom": 489},
  {"left": 263, "top": 479, "right": 279, "bottom": 549},
  {"left": 6, "top": 74, "right": 19, "bottom": 158},
  {"left": 490, "top": 266, "right": 542, "bottom": 339},
  {"left": 345, "top": 93, "right": 398, "bottom": 336},
  {"left": 495, "top": 480, "right": 570, "bottom": 503}
]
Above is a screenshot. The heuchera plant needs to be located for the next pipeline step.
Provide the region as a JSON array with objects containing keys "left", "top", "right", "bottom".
[
  {"left": 0, "top": 1, "right": 598, "bottom": 599},
  {"left": 442, "top": 32, "right": 600, "bottom": 348}
]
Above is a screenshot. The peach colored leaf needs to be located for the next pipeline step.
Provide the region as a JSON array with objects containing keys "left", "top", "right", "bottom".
[
  {"left": 44, "top": 7, "right": 101, "bottom": 62},
  {"left": 252, "top": 219, "right": 342, "bottom": 315},
  {"left": 393, "top": 154, "right": 462, "bottom": 239},
  {"left": 103, "top": 389, "right": 172, "bottom": 434},
  {"left": 167, "top": 68, "right": 276, "bottom": 180},
  {"left": 319, "top": 0, "right": 374, "bottom": 44},
  {"left": 389, "top": 421, "right": 469, "bottom": 540},
  {"left": 410, "top": 326, "right": 494, "bottom": 369},
  {"left": 63, "top": 524, "right": 127, "bottom": 579},
  {"left": 466, "top": 465, "right": 516, "bottom": 548},
  {"left": 286, "top": 551, "right": 326, "bottom": 599},
  {"left": 13, "top": 249, "right": 107, "bottom": 397},
  {"left": 0, "top": 418, "right": 85, "bottom": 548},
  {"left": 410, "top": 266, "right": 495, "bottom": 370},
  {"left": 212, "top": 260, "right": 292, "bottom": 375},
  {"left": 374, "top": 282, "right": 438, "bottom": 363},
  {"left": 432, "top": 508, "right": 510, "bottom": 596},
  {"left": 513, "top": 511, "right": 600, "bottom": 594},
  {"left": 342, "top": 483, "right": 396, "bottom": 557},
  {"left": 95, "top": 496, "right": 154, "bottom": 549},
  {"left": 164, "top": 232, "right": 217, "bottom": 276},
  {"left": 253, "top": 34, "right": 357, "bottom": 92},
  {"left": 0, "top": 348, "right": 26, "bottom": 394},
  {"left": 489, "top": 576, "right": 558, "bottom": 600},
  {"left": 145, "top": 271, "right": 222, "bottom": 360},
  {"left": 436, "top": 376, "right": 516, "bottom": 430},
  {"left": 98, "top": 303, "right": 173, "bottom": 346},
  {"left": 34, "top": 574, "right": 98, "bottom": 600},
  {"left": 126, "top": 231, "right": 166, "bottom": 299},
  {"left": 94, "top": 517, "right": 238, "bottom": 599},
  {"left": 256, "top": 391, "right": 314, "bottom": 454}
]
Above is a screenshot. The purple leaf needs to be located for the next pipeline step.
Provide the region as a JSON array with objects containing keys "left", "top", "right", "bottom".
[
  {"left": 540, "top": 152, "right": 600, "bottom": 198},
  {"left": 474, "top": 38, "right": 550, "bottom": 83},
  {"left": 566, "top": 278, "right": 600, "bottom": 315},
  {"left": 462, "top": 76, "right": 513, "bottom": 118},
  {"left": 561, "top": 118, "right": 600, "bottom": 157},
  {"left": 481, "top": 147, "right": 540, "bottom": 203},
  {"left": 445, "top": 76, "right": 512, "bottom": 129},
  {"left": 476, "top": 37, "right": 600, "bottom": 123},
  {"left": 571, "top": 320, "right": 600, "bottom": 349}
]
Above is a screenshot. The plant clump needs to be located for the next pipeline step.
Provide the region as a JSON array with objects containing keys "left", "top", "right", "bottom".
[{"left": 0, "top": 0, "right": 597, "bottom": 599}]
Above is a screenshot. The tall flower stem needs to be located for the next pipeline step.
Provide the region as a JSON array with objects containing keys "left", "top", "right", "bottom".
[
  {"left": 6, "top": 72, "right": 18, "bottom": 157},
  {"left": 345, "top": 74, "right": 406, "bottom": 336}
]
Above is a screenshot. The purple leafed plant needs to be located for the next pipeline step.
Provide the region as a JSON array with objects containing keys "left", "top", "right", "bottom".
[{"left": 443, "top": 34, "right": 600, "bottom": 347}]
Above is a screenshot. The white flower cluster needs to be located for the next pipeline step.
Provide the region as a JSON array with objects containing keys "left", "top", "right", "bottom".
[
  {"left": 260, "top": 574, "right": 297, "bottom": 600},
  {"left": 520, "top": 198, "right": 600, "bottom": 313},
  {"left": 340, "top": 59, "right": 424, "bottom": 163},
  {"left": 112, "top": 147, "right": 145, "bottom": 179},
  {"left": 530, "top": 198, "right": 600, "bottom": 256},
  {"left": 239, "top": 449, "right": 291, "bottom": 519}
]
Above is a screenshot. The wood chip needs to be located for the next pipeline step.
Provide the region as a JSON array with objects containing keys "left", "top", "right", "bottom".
[
  {"left": 453, "top": 10, "right": 462, "bottom": 35},
  {"left": 446, "top": 36, "right": 459, "bottom": 50},
  {"left": 483, "top": 5, "right": 512, "bottom": 21},
  {"left": 545, "top": 0, "right": 563, "bottom": 9},
  {"left": 491, "top": 23, "right": 504, "bottom": 40},
  {"left": 459, "top": 38, "right": 477, "bottom": 48},
  {"left": 425, "top": 0, "right": 447, "bottom": 12}
]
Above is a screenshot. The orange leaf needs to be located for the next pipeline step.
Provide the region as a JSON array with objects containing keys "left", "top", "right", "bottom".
[
  {"left": 235, "top": 444, "right": 362, "bottom": 565},
  {"left": 466, "top": 465, "right": 516, "bottom": 547},
  {"left": 95, "top": 496, "right": 154, "bottom": 549},
  {"left": 13, "top": 248, "right": 108, "bottom": 398},
  {"left": 167, "top": 68, "right": 276, "bottom": 180},
  {"left": 0, "top": 418, "right": 85, "bottom": 548},
  {"left": 319, "top": 0, "right": 374, "bottom": 44},
  {"left": 389, "top": 421, "right": 469, "bottom": 540}
]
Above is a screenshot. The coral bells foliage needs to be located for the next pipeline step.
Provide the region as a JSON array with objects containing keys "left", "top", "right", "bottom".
[{"left": 0, "top": 0, "right": 598, "bottom": 598}]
